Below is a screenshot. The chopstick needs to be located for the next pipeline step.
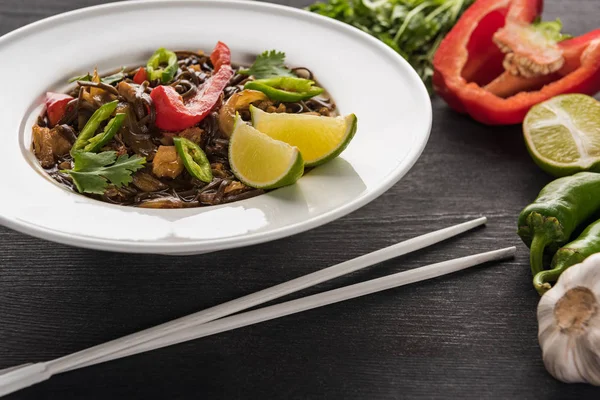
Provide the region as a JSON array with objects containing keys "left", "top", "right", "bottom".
[
  {"left": 66, "top": 247, "right": 515, "bottom": 367},
  {"left": 0, "top": 218, "right": 484, "bottom": 376},
  {"left": 63, "top": 217, "right": 487, "bottom": 371},
  {"left": 0, "top": 245, "right": 514, "bottom": 397},
  {"left": 0, "top": 217, "right": 494, "bottom": 396}
]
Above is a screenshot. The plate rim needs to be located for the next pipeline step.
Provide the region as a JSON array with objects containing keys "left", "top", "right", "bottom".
[{"left": 0, "top": 0, "right": 432, "bottom": 254}]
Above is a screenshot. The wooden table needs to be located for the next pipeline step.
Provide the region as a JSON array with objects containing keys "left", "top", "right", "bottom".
[{"left": 1, "top": 0, "right": 599, "bottom": 398}]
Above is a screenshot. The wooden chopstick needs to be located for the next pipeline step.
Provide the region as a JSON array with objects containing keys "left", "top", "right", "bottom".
[{"left": 0, "top": 217, "right": 498, "bottom": 397}]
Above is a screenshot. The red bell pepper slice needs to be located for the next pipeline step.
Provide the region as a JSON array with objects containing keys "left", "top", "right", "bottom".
[
  {"left": 133, "top": 67, "right": 147, "bottom": 85},
  {"left": 433, "top": 0, "right": 600, "bottom": 125},
  {"left": 45, "top": 92, "right": 74, "bottom": 127},
  {"left": 151, "top": 42, "right": 234, "bottom": 131}
]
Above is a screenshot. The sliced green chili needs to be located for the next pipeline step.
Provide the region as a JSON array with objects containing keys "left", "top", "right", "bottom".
[
  {"left": 71, "top": 100, "right": 119, "bottom": 155},
  {"left": 173, "top": 137, "right": 213, "bottom": 183},
  {"left": 146, "top": 48, "right": 178, "bottom": 83},
  {"left": 244, "top": 76, "right": 324, "bottom": 102},
  {"left": 83, "top": 113, "right": 125, "bottom": 153}
]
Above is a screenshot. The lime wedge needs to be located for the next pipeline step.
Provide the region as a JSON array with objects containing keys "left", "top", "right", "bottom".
[
  {"left": 250, "top": 106, "right": 357, "bottom": 167},
  {"left": 229, "top": 115, "right": 304, "bottom": 189},
  {"left": 524, "top": 94, "right": 600, "bottom": 177}
]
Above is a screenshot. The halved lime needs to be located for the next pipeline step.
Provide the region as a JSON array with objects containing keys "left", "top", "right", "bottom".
[
  {"left": 524, "top": 94, "right": 600, "bottom": 177},
  {"left": 250, "top": 106, "right": 357, "bottom": 167},
  {"left": 229, "top": 115, "right": 304, "bottom": 189}
]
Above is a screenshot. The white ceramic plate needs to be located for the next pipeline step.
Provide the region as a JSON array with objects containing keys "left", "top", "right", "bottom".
[{"left": 0, "top": 0, "right": 431, "bottom": 255}]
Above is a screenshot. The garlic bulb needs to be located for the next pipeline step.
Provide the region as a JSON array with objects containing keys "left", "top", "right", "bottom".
[{"left": 538, "top": 253, "right": 600, "bottom": 385}]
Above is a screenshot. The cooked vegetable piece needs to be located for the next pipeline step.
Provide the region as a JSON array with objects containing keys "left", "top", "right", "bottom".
[
  {"left": 146, "top": 48, "right": 178, "bottom": 83},
  {"left": 32, "top": 125, "right": 72, "bottom": 168},
  {"left": 62, "top": 151, "right": 146, "bottom": 194},
  {"left": 517, "top": 172, "right": 600, "bottom": 277},
  {"left": 152, "top": 146, "right": 184, "bottom": 179},
  {"left": 534, "top": 218, "right": 600, "bottom": 294},
  {"left": 244, "top": 77, "right": 323, "bottom": 102},
  {"left": 178, "top": 127, "right": 204, "bottom": 144},
  {"left": 151, "top": 42, "right": 233, "bottom": 131},
  {"left": 71, "top": 100, "right": 119, "bottom": 155},
  {"left": 133, "top": 67, "right": 147, "bottom": 84},
  {"left": 132, "top": 171, "right": 168, "bottom": 192},
  {"left": 173, "top": 137, "right": 213, "bottom": 183},
  {"left": 45, "top": 92, "right": 74, "bottom": 127},
  {"left": 83, "top": 113, "right": 126, "bottom": 153},
  {"left": 218, "top": 90, "right": 268, "bottom": 136},
  {"left": 238, "top": 50, "right": 294, "bottom": 79},
  {"left": 139, "top": 197, "right": 186, "bottom": 209}
]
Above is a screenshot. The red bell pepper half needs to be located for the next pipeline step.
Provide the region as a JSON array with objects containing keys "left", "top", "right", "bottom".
[
  {"left": 433, "top": 0, "right": 600, "bottom": 125},
  {"left": 151, "top": 42, "right": 234, "bottom": 131},
  {"left": 45, "top": 92, "right": 74, "bottom": 127}
]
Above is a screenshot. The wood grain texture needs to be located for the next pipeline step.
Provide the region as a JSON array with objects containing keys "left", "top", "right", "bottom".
[{"left": 1, "top": 0, "right": 600, "bottom": 398}]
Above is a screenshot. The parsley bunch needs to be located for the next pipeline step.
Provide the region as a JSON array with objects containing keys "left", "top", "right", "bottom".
[{"left": 307, "top": 0, "right": 474, "bottom": 93}]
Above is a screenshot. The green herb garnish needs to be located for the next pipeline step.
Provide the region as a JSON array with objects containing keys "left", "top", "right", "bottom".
[
  {"left": 62, "top": 151, "right": 146, "bottom": 194},
  {"left": 68, "top": 67, "right": 126, "bottom": 84},
  {"left": 238, "top": 50, "right": 295, "bottom": 79},
  {"left": 68, "top": 73, "right": 93, "bottom": 83},
  {"left": 307, "top": 0, "right": 474, "bottom": 93}
]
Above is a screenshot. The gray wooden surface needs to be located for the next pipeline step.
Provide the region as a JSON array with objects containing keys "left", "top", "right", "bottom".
[{"left": 1, "top": 0, "right": 599, "bottom": 398}]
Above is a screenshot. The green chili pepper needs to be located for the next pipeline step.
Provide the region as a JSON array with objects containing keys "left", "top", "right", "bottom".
[
  {"left": 146, "top": 48, "right": 178, "bottom": 83},
  {"left": 173, "top": 137, "right": 213, "bottom": 183},
  {"left": 534, "top": 218, "right": 600, "bottom": 294},
  {"left": 71, "top": 100, "right": 119, "bottom": 155},
  {"left": 82, "top": 113, "right": 125, "bottom": 153},
  {"left": 517, "top": 172, "right": 600, "bottom": 277},
  {"left": 244, "top": 77, "right": 324, "bottom": 102}
]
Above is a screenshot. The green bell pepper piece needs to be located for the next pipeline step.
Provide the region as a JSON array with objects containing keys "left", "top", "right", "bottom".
[
  {"left": 71, "top": 100, "right": 119, "bottom": 155},
  {"left": 83, "top": 113, "right": 125, "bottom": 153},
  {"left": 146, "top": 48, "right": 178, "bottom": 83},
  {"left": 244, "top": 77, "right": 324, "bottom": 102},
  {"left": 173, "top": 137, "right": 213, "bottom": 183}
]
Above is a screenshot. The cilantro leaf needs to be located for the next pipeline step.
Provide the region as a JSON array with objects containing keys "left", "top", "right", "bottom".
[
  {"left": 101, "top": 67, "right": 127, "bottom": 85},
  {"left": 63, "top": 151, "right": 146, "bottom": 194},
  {"left": 72, "top": 151, "right": 117, "bottom": 171},
  {"left": 67, "top": 67, "right": 126, "bottom": 85},
  {"left": 238, "top": 50, "right": 295, "bottom": 79},
  {"left": 68, "top": 73, "right": 93, "bottom": 83}
]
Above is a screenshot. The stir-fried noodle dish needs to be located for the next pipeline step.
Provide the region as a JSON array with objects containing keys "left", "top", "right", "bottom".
[{"left": 32, "top": 42, "right": 356, "bottom": 209}]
